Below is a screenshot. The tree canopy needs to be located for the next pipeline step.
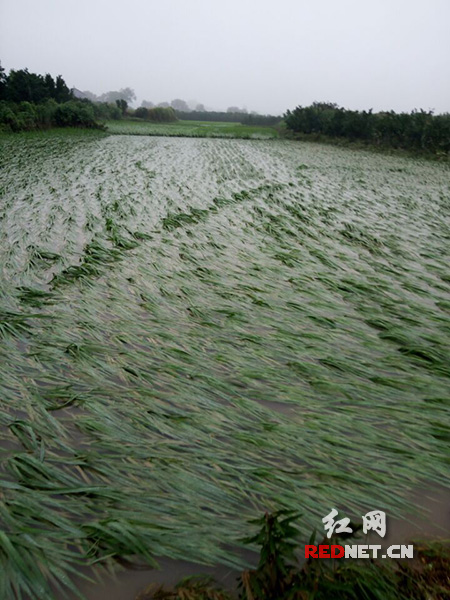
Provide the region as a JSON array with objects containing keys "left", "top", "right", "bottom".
[
  {"left": 284, "top": 102, "right": 450, "bottom": 154},
  {"left": 0, "top": 64, "right": 119, "bottom": 132},
  {"left": 0, "top": 67, "right": 72, "bottom": 104}
]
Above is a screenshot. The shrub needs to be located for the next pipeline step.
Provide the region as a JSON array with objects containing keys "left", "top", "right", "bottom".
[
  {"left": 35, "top": 99, "right": 58, "bottom": 128},
  {"left": 134, "top": 106, "right": 149, "bottom": 120},
  {"left": 93, "top": 102, "right": 122, "bottom": 120},
  {"left": 54, "top": 101, "right": 98, "bottom": 128},
  {"left": 0, "top": 101, "right": 20, "bottom": 132},
  {"left": 146, "top": 107, "right": 177, "bottom": 122},
  {"left": 0, "top": 98, "right": 103, "bottom": 132},
  {"left": 284, "top": 103, "right": 450, "bottom": 155}
]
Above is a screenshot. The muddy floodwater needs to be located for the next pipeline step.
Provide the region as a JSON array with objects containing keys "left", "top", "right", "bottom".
[
  {"left": 68, "top": 485, "right": 450, "bottom": 600},
  {"left": 0, "top": 132, "right": 449, "bottom": 599}
]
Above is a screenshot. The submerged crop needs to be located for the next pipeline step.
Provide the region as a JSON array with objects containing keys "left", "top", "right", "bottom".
[{"left": 0, "top": 131, "right": 449, "bottom": 599}]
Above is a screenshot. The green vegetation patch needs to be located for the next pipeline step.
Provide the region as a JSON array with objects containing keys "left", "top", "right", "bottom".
[{"left": 106, "top": 119, "right": 279, "bottom": 139}]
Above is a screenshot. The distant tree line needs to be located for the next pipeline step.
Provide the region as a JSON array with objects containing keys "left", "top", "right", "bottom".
[
  {"left": 136, "top": 98, "right": 281, "bottom": 126},
  {"left": 0, "top": 65, "right": 124, "bottom": 132},
  {"left": 240, "top": 113, "right": 282, "bottom": 126},
  {"left": 140, "top": 99, "right": 245, "bottom": 113},
  {"left": 173, "top": 110, "right": 281, "bottom": 125},
  {"left": 284, "top": 102, "right": 450, "bottom": 155},
  {"left": 73, "top": 87, "right": 136, "bottom": 105}
]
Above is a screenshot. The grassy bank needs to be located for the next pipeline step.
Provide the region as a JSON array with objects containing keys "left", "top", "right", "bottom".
[
  {"left": 0, "top": 126, "right": 107, "bottom": 141},
  {"left": 281, "top": 126, "right": 450, "bottom": 160},
  {"left": 105, "top": 119, "right": 279, "bottom": 139}
]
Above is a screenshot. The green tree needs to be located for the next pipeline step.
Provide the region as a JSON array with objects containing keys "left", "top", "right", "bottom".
[
  {"left": 44, "top": 74, "right": 55, "bottom": 98},
  {"left": 0, "top": 62, "right": 6, "bottom": 100},
  {"left": 116, "top": 99, "right": 128, "bottom": 116},
  {"left": 134, "top": 106, "right": 149, "bottom": 119},
  {"left": 54, "top": 75, "right": 72, "bottom": 102}
]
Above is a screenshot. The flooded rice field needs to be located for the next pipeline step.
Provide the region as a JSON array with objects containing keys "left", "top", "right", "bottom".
[{"left": 0, "top": 132, "right": 449, "bottom": 598}]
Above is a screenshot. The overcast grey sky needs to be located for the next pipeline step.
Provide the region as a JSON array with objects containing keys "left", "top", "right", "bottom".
[{"left": 1, "top": 0, "right": 449, "bottom": 114}]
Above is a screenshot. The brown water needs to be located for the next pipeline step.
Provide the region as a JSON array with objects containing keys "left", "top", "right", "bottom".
[{"left": 63, "top": 484, "right": 449, "bottom": 600}]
